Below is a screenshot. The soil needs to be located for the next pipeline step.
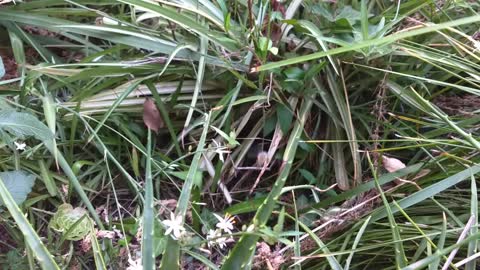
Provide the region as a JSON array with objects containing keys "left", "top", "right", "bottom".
[
  {"left": 434, "top": 94, "right": 480, "bottom": 117},
  {"left": 0, "top": 224, "right": 16, "bottom": 254},
  {"left": 0, "top": 51, "right": 17, "bottom": 80}
]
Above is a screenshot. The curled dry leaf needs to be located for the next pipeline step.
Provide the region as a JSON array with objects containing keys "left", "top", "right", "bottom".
[
  {"left": 96, "top": 230, "right": 116, "bottom": 239},
  {"left": 143, "top": 98, "right": 163, "bottom": 133},
  {"left": 382, "top": 156, "right": 406, "bottom": 185},
  {"left": 382, "top": 156, "right": 406, "bottom": 173}
]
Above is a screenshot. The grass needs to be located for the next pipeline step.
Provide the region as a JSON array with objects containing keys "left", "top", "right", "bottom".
[{"left": 0, "top": 0, "right": 479, "bottom": 269}]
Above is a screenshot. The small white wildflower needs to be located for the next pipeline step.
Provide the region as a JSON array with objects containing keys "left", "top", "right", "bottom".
[
  {"left": 163, "top": 212, "right": 185, "bottom": 239},
  {"left": 213, "top": 213, "right": 235, "bottom": 234},
  {"left": 212, "top": 139, "right": 230, "bottom": 163},
  {"left": 14, "top": 141, "right": 26, "bottom": 151},
  {"left": 206, "top": 229, "right": 219, "bottom": 247},
  {"left": 126, "top": 257, "right": 142, "bottom": 270},
  {"left": 206, "top": 229, "right": 228, "bottom": 249}
]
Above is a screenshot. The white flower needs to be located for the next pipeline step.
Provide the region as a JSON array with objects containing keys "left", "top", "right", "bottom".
[
  {"left": 126, "top": 257, "right": 142, "bottom": 270},
  {"left": 163, "top": 212, "right": 185, "bottom": 239},
  {"left": 14, "top": 141, "right": 26, "bottom": 151},
  {"left": 206, "top": 229, "right": 228, "bottom": 249},
  {"left": 212, "top": 139, "right": 230, "bottom": 163},
  {"left": 213, "top": 213, "right": 235, "bottom": 234}
]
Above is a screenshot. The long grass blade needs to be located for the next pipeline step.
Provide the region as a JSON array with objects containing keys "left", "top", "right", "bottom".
[
  {"left": 160, "top": 112, "right": 211, "bottom": 270},
  {"left": 142, "top": 129, "right": 155, "bottom": 270},
  {"left": 222, "top": 95, "right": 314, "bottom": 269},
  {"left": 254, "top": 15, "right": 480, "bottom": 71},
  {"left": 0, "top": 176, "right": 60, "bottom": 270}
]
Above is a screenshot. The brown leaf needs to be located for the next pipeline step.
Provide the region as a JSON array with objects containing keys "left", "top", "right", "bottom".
[
  {"left": 382, "top": 156, "right": 406, "bottom": 173},
  {"left": 143, "top": 98, "right": 163, "bottom": 133},
  {"left": 382, "top": 156, "right": 408, "bottom": 185}
]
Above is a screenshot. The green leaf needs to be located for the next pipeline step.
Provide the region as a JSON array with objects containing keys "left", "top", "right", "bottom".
[
  {"left": 0, "top": 109, "right": 53, "bottom": 141},
  {"left": 277, "top": 103, "right": 293, "bottom": 134},
  {"left": 142, "top": 129, "right": 155, "bottom": 270},
  {"left": 0, "top": 171, "right": 35, "bottom": 207},
  {"left": 225, "top": 197, "right": 267, "bottom": 215},
  {"left": 0, "top": 174, "right": 59, "bottom": 270},
  {"left": 170, "top": 171, "right": 203, "bottom": 189},
  {"left": 299, "top": 169, "right": 316, "bottom": 185},
  {"left": 256, "top": 15, "right": 480, "bottom": 71},
  {"left": 49, "top": 204, "right": 91, "bottom": 241},
  {"left": 117, "top": 0, "right": 238, "bottom": 51}
]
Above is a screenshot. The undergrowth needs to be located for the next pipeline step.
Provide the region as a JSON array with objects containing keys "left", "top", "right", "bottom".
[{"left": 0, "top": 0, "right": 480, "bottom": 269}]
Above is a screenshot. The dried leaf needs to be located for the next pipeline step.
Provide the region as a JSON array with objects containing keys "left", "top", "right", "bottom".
[
  {"left": 382, "top": 156, "right": 406, "bottom": 173},
  {"left": 96, "top": 230, "right": 116, "bottom": 239},
  {"left": 143, "top": 98, "right": 163, "bottom": 133}
]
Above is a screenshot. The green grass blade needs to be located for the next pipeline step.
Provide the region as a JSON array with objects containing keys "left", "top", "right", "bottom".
[
  {"left": 254, "top": 15, "right": 480, "bottom": 71},
  {"left": 292, "top": 214, "right": 343, "bottom": 270},
  {"left": 89, "top": 220, "right": 107, "bottom": 270},
  {"left": 393, "top": 202, "right": 457, "bottom": 270},
  {"left": 466, "top": 174, "right": 478, "bottom": 270},
  {"left": 403, "top": 233, "right": 480, "bottom": 270},
  {"left": 431, "top": 213, "right": 448, "bottom": 270},
  {"left": 344, "top": 216, "right": 371, "bottom": 270},
  {"left": 222, "top": 95, "right": 314, "bottom": 270},
  {"left": 44, "top": 142, "right": 104, "bottom": 229},
  {"left": 0, "top": 176, "right": 60, "bottom": 270},
  {"left": 184, "top": 249, "right": 220, "bottom": 270},
  {"left": 360, "top": 0, "right": 369, "bottom": 40},
  {"left": 160, "top": 112, "right": 211, "bottom": 270},
  {"left": 142, "top": 129, "right": 155, "bottom": 270},
  {"left": 184, "top": 34, "right": 207, "bottom": 129},
  {"left": 86, "top": 79, "right": 142, "bottom": 144},
  {"left": 304, "top": 163, "right": 424, "bottom": 212},
  {"left": 370, "top": 164, "right": 480, "bottom": 222},
  {"left": 117, "top": 0, "right": 238, "bottom": 51},
  {"left": 38, "top": 160, "right": 57, "bottom": 197},
  {"left": 368, "top": 155, "right": 407, "bottom": 268}
]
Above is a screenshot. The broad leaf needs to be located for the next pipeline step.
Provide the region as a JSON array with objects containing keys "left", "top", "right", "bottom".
[
  {"left": 0, "top": 109, "right": 53, "bottom": 141},
  {"left": 49, "top": 204, "right": 91, "bottom": 241},
  {"left": 0, "top": 170, "right": 36, "bottom": 207},
  {"left": 312, "top": 5, "right": 362, "bottom": 27}
]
